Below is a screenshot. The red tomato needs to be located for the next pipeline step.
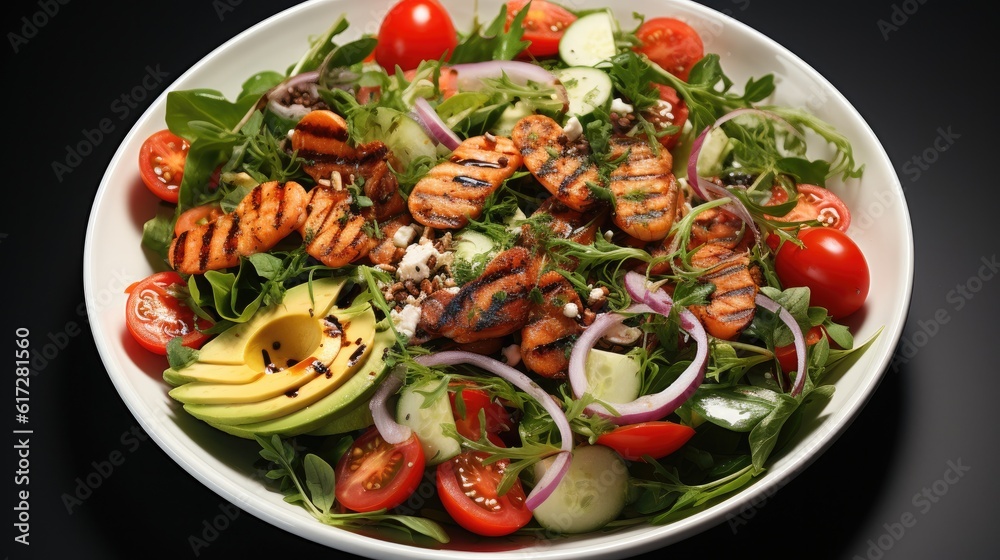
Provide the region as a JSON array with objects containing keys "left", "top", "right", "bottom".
[
  {"left": 766, "top": 184, "right": 852, "bottom": 233},
  {"left": 124, "top": 271, "right": 213, "bottom": 355},
  {"left": 775, "top": 227, "right": 870, "bottom": 319},
  {"left": 334, "top": 426, "right": 425, "bottom": 512},
  {"left": 596, "top": 421, "right": 695, "bottom": 462},
  {"left": 375, "top": 0, "right": 458, "bottom": 73},
  {"left": 774, "top": 325, "right": 824, "bottom": 373},
  {"left": 174, "top": 204, "right": 223, "bottom": 237},
  {"left": 436, "top": 449, "right": 531, "bottom": 536},
  {"left": 505, "top": 0, "right": 577, "bottom": 58},
  {"left": 651, "top": 84, "right": 689, "bottom": 149},
  {"left": 634, "top": 17, "right": 704, "bottom": 81},
  {"left": 449, "top": 386, "right": 511, "bottom": 440},
  {"left": 138, "top": 130, "right": 189, "bottom": 203}
]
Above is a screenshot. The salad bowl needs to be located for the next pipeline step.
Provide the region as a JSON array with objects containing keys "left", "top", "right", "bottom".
[{"left": 83, "top": 0, "right": 913, "bottom": 557}]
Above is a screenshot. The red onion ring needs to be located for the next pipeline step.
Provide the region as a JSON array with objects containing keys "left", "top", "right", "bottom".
[
  {"left": 449, "top": 61, "right": 568, "bottom": 105},
  {"left": 568, "top": 273, "right": 709, "bottom": 425},
  {"left": 754, "top": 293, "right": 808, "bottom": 396},
  {"left": 368, "top": 366, "right": 412, "bottom": 444},
  {"left": 414, "top": 351, "right": 574, "bottom": 510},
  {"left": 412, "top": 97, "right": 462, "bottom": 150}
]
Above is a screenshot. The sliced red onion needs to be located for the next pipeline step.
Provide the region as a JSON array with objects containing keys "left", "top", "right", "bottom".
[
  {"left": 449, "top": 61, "right": 567, "bottom": 105},
  {"left": 755, "top": 293, "right": 808, "bottom": 396},
  {"left": 412, "top": 97, "right": 462, "bottom": 150},
  {"left": 369, "top": 366, "right": 412, "bottom": 444},
  {"left": 569, "top": 273, "right": 709, "bottom": 425},
  {"left": 414, "top": 351, "right": 573, "bottom": 510}
]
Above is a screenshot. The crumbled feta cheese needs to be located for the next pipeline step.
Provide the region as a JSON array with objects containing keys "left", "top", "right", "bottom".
[
  {"left": 610, "top": 98, "right": 634, "bottom": 114},
  {"left": 603, "top": 230, "right": 614, "bottom": 242},
  {"left": 390, "top": 304, "right": 422, "bottom": 340},
  {"left": 397, "top": 243, "right": 440, "bottom": 282},
  {"left": 602, "top": 322, "right": 642, "bottom": 345},
  {"left": 562, "top": 302, "right": 579, "bottom": 318},
  {"left": 563, "top": 116, "right": 583, "bottom": 142},
  {"left": 653, "top": 99, "right": 674, "bottom": 120},
  {"left": 502, "top": 344, "right": 521, "bottom": 367},
  {"left": 588, "top": 288, "right": 605, "bottom": 305},
  {"left": 445, "top": 286, "right": 460, "bottom": 295},
  {"left": 393, "top": 225, "right": 416, "bottom": 248},
  {"left": 286, "top": 129, "right": 296, "bottom": 138}
]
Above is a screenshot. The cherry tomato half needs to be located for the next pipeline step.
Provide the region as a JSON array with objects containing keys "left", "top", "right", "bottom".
[
  {"left": 634, "top": 17, "right": 704, "bottom": 82},
  {"left": 334, "top": 426, "right": 425, "bottom": 512},
  {"left": 449, "top": 386, "right": 511, "bottom": 440},
  {"left": 375, "top": 0, "right": 458, "bottom": 73},
  {"left": 138, "top": 129, "right": 189, "bottom": 203},
  {"left": 766, "top": 184, "right": 852, "bottom": 233},
  {"left": 774, "top": 325, "right": 824, "bottom": 374},
  {"left": 174, "top": 203, "right": 224, "bottom": 237},
  {"left": 774, "top": 227, "right": 870, "bottom": 319},
  {"left": 436, "top": 449, "right": 532, "bottom": 536},
  {"left": 125, "top": 271, "right": 213, "bottom": 355},
  {"left": 505, "top": 0, "right": 577, "bottom": 58},
  {"left": 650, "top": 84, "right": 689, "bottom": 150},
  {"left": 596, "top": 421, "right": 695, "bottom": 462}
]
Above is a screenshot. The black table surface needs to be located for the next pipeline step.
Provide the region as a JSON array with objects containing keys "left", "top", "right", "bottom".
[{"left": 5, "top": 0, "right": 995, "bottom": 558}]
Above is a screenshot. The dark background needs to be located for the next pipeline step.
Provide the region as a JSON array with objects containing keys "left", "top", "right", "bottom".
[{"left": 4, "top": 0, "right": 995, "bottom": 558}]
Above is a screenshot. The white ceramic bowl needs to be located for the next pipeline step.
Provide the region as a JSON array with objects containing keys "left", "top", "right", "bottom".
[{"left": 84, "top": 1, "right": 913, "bottom": 558}]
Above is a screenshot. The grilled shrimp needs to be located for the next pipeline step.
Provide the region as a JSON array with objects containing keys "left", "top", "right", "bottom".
[
  {"left": 607, "top": 136, "right": 679, "bottom": 242},
  {"left": 169, "top": 181, "right": 308, "bottom": 275},
  {"left": 408, "top": 135, "right": 522, "bottom": 229},
  {"left": 520, "top": 271, "right": 583, "bottom": 378},
  {"left": 291, "top": 109, "right": 405, "bottom": 221},
  {"left": 688, "top": 243, "right": 759, "bottom": 340},
  {"left": 419, "top": 247, "right": 540, "bottom": 343},
  {"left": 512, "top": 115, "right": 603, "bottom": 213},
  {"left": 297, "top": 186, "right": 375, "bottom": 268}
]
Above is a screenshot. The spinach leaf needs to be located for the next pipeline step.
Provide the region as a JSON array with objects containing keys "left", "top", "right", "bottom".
[
  {"left": 748, "top": 392, "right": 799, "bottom": 472},
  {"left": 141, "top": 203, "right": 176, "bottom": 263},
  {"left": 449, "top": 3, "right": 529, "bottom": 63},
  {"left": 165, "top": 89, "right": 257, "bottom": 141},
  {"left": 289, "top": 15, "right": 350, "bottom": 75},
  {"left": 165, "top": 337, "right": 199, "bottom": 370},
  {"left": 688, "top": 385, "right": 783, "bottom": 432}
]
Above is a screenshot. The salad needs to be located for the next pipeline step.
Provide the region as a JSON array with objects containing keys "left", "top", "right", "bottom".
[{"left": 125, "top": 0, "right": 878, "bottom": 546}]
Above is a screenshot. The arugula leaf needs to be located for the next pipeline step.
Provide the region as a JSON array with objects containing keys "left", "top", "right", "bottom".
[
  {"left": 321, "top": 36, "right": 378, "bottom": 71},
  {"left": 449, "top": 3, "right": 530, "bottom": 63}
]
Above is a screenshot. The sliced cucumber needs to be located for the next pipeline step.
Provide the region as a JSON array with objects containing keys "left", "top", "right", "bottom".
[
  {"left": 531, "top": 445, "right": 629, "bottom": 534},
  {"left": 555, "top": 67, "right": 613, "bottom": 118},
  {"left": 696, "top": 127, "right": 733, "bottom": 177},
  {"left": 585, "top": 349, "right": 641, "bottom": 404},
  {"left": 354, "top": 107, "right": 437, "bottom": 169},
  {"left": 396, "top": 378, "right": 460, "bottom": 465},
  {"left": 452, "top": 230, "right": 497, "bottom": 264},
  {"left": 559, "top": 11, "right": 619, "bottom": 68}
]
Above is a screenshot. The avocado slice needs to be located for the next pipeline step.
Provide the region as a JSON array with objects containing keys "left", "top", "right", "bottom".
[
  {"left": 162, "top": 277, "right": 348, "bottom": 387},
  {"left": 183, "top": 304, "right": 377, "bottom": 425},
  {"left": 304, "top": 400, "right": 374, "bottom": 436},
  {"left": 207, "top": 328, "right": 395, "bottom": 439},
  {"left": 168, "top": 312, "right": 345, "bottom": 405},
  {"left": 187, "top": 277, "right": 348, "bottom": 366}
]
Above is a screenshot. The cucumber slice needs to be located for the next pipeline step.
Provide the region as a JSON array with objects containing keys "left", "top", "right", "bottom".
[
  {"left": 452, "top": 230, "right": 497, "bottom": 264},
  {"left": 585, "top": 349, "right": 641, "bottom": 404},
  {"left": 396, "top": 379, "right": 460, "bottom": 465},
  {"left": 555, "top": 67, "right": 613, "bottom": 118},
  {"left": 559, "top": 11, "right": 619, "bottom": 68},
  {"left": 354, "top": 107, "right": 437, "bottom": 169},
  {"left": 531, "top": 445, "right": 629, "bottom": 533}
]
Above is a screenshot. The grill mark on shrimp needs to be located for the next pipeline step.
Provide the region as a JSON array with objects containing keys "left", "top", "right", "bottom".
[
  {"left": 272, "top": 186, "right": 286, "bottom": 229},
  {"left": 714, "top": 285, "right": 757, "bottom": 299},
  {"left": 223, "top": 214, "right": 240, "bottom": 255},
  {"left": 701, "top": 262, "right": 748, "bottom": 280},
  {"left": 198, "top": 222, "right": 216, "bottom": 272},
  {"left": 453, "top": 175, "right": 492, "bottom": 188},
  {"left": 173, "top": 231, "right": 188, "bottom": 265},
  {"left": 294, "top": 121, "right": 350, "bottom": 141}
]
